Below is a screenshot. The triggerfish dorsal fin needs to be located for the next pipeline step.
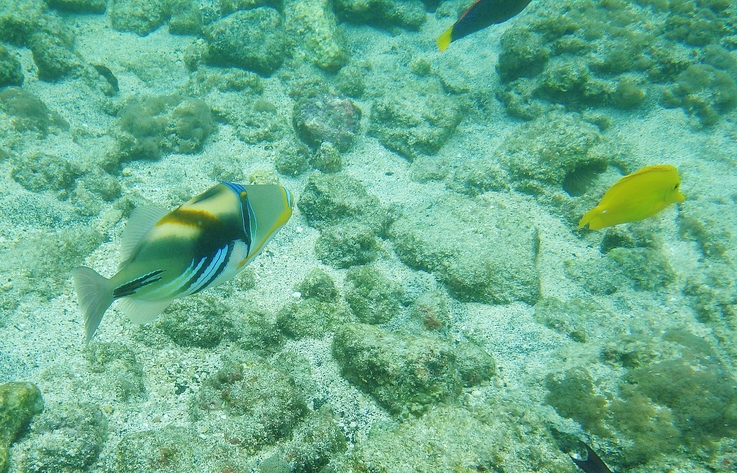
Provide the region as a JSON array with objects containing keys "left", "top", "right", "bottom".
[{"left": 119, "top": 205, "right": 170, "bottom": 264}]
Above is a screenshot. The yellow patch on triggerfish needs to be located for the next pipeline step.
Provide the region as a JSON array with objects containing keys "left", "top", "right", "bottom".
[{"left": 578, "top": 165, "right": 686, "bottom": 230}]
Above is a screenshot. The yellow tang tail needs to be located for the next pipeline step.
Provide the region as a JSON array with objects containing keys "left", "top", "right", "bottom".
[{"left": 437, "top": 27, "right": 453, "bottom": 52}]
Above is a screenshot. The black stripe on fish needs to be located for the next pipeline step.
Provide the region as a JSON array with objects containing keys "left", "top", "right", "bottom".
[
  {"left": 113, "top": 270, "right": 164, "bottom": 298},
  {"left": 183, "top": 243, "right": 234, "bottom": 296}
]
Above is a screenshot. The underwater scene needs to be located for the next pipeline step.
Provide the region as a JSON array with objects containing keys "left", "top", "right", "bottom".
[{"left": 0, "top": 0, "right": 736, "bottom": 471}]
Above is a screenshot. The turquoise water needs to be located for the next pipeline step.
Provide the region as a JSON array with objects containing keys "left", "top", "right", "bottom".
[{"left": 0, "top": 0, "right": 736, "bottom": 471}]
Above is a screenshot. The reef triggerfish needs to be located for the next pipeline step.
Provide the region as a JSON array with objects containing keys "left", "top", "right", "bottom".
[
  {"left": 72, "top": 182, "right": 293, "bottom": 342},
  {"left": 437, "top": 0, "right": 532, "bottom": 51},
  {"left": 578, "top": 165, "right": 686, "bottom": 230}
]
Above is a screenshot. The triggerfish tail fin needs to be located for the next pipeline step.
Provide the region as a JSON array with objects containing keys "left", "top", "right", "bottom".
[
  {"left": 437, "top": 27, "right": 453, "bottom": 51},
  {"left": 71, "top": 267, "right": 114, "bottom": 343}
]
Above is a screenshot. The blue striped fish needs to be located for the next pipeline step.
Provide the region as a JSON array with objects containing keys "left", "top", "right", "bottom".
[{"left": 72, "top": 182, "right": 293, "bottom": 342}]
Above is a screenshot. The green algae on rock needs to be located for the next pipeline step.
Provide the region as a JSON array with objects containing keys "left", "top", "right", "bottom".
[
  {"left": 277, "top": 298, "right": 352, "bottom": 338},
  {"left": 48, "top": 0, "right": 107, "bottom": 13},
  {"left": 0, "top": 44, "right": 22, "bottom": 87},
  {"left": 0, "top": 382, "right": 43, "bottom": 473},
  {"left": 19, "top": 402, "right": 108, "bottom": 472},
  {"left": 297, "top": 268, "right": 338, "bottom": 301},
  {"left": 167, "top": 0, "right": 205, "bottom": 35},
  {"left": 501, "top": 112, "right": 611, "bottom": 194},
  {"left": 0, "top": 88, "right": 53, "bottom": 135},
  {"left": 311, "top": 141, "right": 343, "bottom": 173},
  {"left": 110, "top": 0, "right": 167, "bottom": 35},
  {"left": 546, "top": 331, "right": 737, "bottom": 468},
  {"left": 276, "top": 406, "right": 347, "bottom": 473},
  {"left": 112, "top": 426, "right": 218, "bottom": 473},
  {"left": 274, "top": 139, "right": 311, "bottom": 176},
  {"left": 84, "top": 342, "right": 145, "bottom": 401},
  {"left": 390, "top": 192, "right": 540, "bottom": 305},
  {"left": 315, "top": 222, "right": 381, "bottom": 268},
  {"left": 0, "top": 0, "right": 46, "bottom": 46},
  {"left": 293, "top": 93, "right": 361, "bottom": 152},
  {"left": 11, "top": 152, "right": 80, "bottom": 193},
  {"left": 334, "top": 62, "right": 368, "bottom": 98},
  {"left": 285, "top": 0, "right": 348, "bottom": 71},
  {"left": 332, "top": 323, "right": 463, "bottom": 415},
  {"left": 116, "top": 95, "right": 214, "bottom": 161},
  {"left": 344, "top": 265, "right": 404, "bottom": 324},
  {"left": 183, "top": 68, "right": 264, "bottom": 96},
  {"left": 545, "top": 368, "right": 609, "bottom": 436},
  {"left": 565, "top": 247, "right": 676, "bottom": 295},
  {"left": 333, "top": 0, "right": 426, "bottom": 30},
  {"left": 660, "top": 62, "right": 737, "bottom": 126},
  {"left": 194, "top": 357, "right": 308, "bottom": 451},
  {"left": 534, "top": 296, "right": 614, "bottom": 343},
  {"left": 493, "top": 0, "right": 737, "bottom": 120},
  {"left": 369, "top": 87, "right": 462, "bottom": 161},
  {"left": 153, "top": 294, "right": 238, "bottom": 348},
  {"left": 411, "top": 290, "right": 452, "bottom": 331},
  {"left": 328, "top": 404, "right": 569, "bottom": 472},
  {"left": 297, "top": 172, "right": 390, "bottom": 232},
  {"left": 683, "top": 261, "right": 737, "bottom": 323},
  {"left": 204, "top": 8, "right": 286, "bottom": 76}
]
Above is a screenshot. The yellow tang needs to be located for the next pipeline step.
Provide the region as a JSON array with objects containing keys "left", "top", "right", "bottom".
[{"left": 578, "top": 165, "right": 686, "bottom": 230}]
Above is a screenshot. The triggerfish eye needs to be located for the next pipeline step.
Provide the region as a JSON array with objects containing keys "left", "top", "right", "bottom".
[{"left": 71, "top": 182, "right": 293, "bottom": 342}]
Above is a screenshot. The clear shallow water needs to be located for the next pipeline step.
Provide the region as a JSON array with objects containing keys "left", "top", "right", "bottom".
[{"left": 0, "top": 0, "right": 736, "bottom": 471}]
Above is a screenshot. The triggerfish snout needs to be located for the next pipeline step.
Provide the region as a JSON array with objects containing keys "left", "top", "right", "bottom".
[
  {"left": 578, "top": 165, "right": 686, "bottom": 230},
  {"left": 437, "top": 0, "right": 532, "bottom": 51},
  {"left": 72, "top": 182, "right": 293, "bottom": 342}
]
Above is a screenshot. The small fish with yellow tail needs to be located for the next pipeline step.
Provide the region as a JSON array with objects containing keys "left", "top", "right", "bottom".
[
  {"left": 72, "top": 182, "right": 293, "bottom": 342},
  {"left": 578, "top": 165, "right": 685, "bottom": 230},
  {"left": 437, "top": 0, "right": 532, "bottom": 51}
]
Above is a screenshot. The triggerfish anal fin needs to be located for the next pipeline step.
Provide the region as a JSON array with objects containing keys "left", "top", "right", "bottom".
[
  {"left": 570, "top": 442, "right": 614, "bottom": 473},
  {"left": 437, "top": 0, "right": 532, "bottom": 51}
]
